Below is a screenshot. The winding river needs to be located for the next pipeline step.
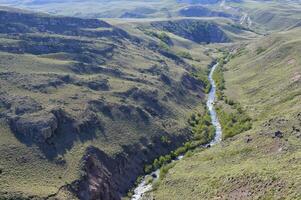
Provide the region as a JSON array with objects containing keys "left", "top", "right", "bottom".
[{"left": 131, "top": 62, "right": 222, "bottom": 200}]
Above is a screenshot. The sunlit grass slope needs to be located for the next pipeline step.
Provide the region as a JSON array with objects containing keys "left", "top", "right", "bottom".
[{"left": 153, "top": 27, "right": 301, "bottom": 200}]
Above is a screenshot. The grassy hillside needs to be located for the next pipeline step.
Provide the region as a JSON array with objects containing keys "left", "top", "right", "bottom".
[
  {"left": 110, "top": 17, "right": 258, "bottom": 63},
  {"left": 1, "top": 0, "right": 301, "bottom": 34},
  {"left": 0, "top": 1, "right": 300, "bottom": 200},
  {"left": 0, "top": 7, "right": 220, "bottom": 199},
  {"left": 0, "top": 0, "right": 182, "bottom": 18},
  {"left": 152, "top": 27, "right": 301, "bottom": 200},
  {"left": 220, "top": 0, "right": 301, "bottom": 32}
]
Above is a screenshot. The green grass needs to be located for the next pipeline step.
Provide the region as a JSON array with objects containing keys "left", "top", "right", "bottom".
[
  {"left": 189, "top": 111, "right": 215, "bottom": 144},
  {"left": 152, "top": 27, "right": 301, "bottom": 200},
  {"left": 177, "top": 51, "right": 193, "bottom": 60},
  {"left": 0, "top": 7, "right": 221, "bottom": 199},
  {"left": 1, "top": 2, "right": 301, "bottom": 199},
  {"left": 154, "top": 133, "right": 301, "bottom": 199}
]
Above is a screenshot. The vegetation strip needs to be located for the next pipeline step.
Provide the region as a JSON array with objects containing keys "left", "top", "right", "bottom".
[{"left": 212, "top": 52, "right": 252, "bottom": 139}]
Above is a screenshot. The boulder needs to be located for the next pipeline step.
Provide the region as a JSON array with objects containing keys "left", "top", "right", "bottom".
[{"left": 273, "top": 131, "right": 284, "bottom": 138}]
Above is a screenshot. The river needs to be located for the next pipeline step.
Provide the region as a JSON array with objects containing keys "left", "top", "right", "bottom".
[{"left": 131, "top": 62, "right": 222, "bottom": 200}]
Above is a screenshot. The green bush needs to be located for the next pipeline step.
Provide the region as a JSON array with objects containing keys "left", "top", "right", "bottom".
[
  {"left": 213, "top": 64, "right": 225, "bottom": 91},
  {"left": 159, "top": 163, "right": 176, "bottom": 180},
  {"left": 177, "top": 51, "right": 193, "bottom": 60},
  {"left": 159, "top": 41, "right": 170, "bottom": 50},
  {"left": 157, "top": 32, "right": 171, "bottom": 44},
  {"left": 189, "top": 111, "right": 215, "bottom": 144},
  {"left": 160, "top": 135, "right": 171, "bottom": 144},
  {"left": 213, "top": 53, "right": 252, "bottom": 139},
  {"left": 217, "top": 102, "right": 252, "bottom": 139},
  {"left": 144, "top": 164, "right": 153, "bottom": 174},
  {"left": 144, "top": 30, "right": 171, "bottom": 46},
  {"left": 143, "top": 107, "right": 215, "bottom": 176}
]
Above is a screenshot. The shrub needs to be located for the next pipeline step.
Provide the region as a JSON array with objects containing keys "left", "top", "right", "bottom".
[
  {"left": 160, "top": 135, "right": 171, "bottom": 144},
  {"left": 188, "top": 110, "right": 216, "bottom": 144},
  {"left": 159, "top": 163, "right": 176, "bottom": 180},
  {"left": 159, "top": 41, "right": 170, "bottom": 50},
  {"left": 217, "top": 101, "right": 252, "bottom": 139},
  {"left": 177, "top": 51, "right": 193, "bottom": 60},
  {"left": 212, "top": 53, "right": 252, "bottom": 139},
  {"left": 157, "top": 32, "right": 171, "bottom": 44},
  {"left": 143, "top": 106, "right": 216, "bottom": 175}
]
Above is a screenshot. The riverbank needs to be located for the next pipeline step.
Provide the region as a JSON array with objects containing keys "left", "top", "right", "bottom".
[{"left": 129, "top": 62, "right": 223, "bottom": 200}]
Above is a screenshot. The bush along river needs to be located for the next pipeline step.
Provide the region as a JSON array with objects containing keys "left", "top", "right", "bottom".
[{"left": 130, "top": 62, "right": 222, "bottom": 200}]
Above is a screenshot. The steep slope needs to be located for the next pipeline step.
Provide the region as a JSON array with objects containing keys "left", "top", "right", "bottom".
[
  {"left": 149, "top": 19, "right": 230, "bottom": 44},
  {"left": 0, "top": 8, "right": 213, "bottom": 200},
  {"left": 152, "top": 27, "right": 301, "bottom": 199}
]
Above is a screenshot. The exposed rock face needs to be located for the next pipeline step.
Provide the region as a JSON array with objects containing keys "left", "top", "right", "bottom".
[
  {"left": 116, "top": 87, "right": 166, "bottom": 117},
  {"left": 71, "top": 131, "right": 191, "bottom": 200},
  {"left": 2, "top": 94, "right": 104, "bottom": 146},
  {"left": 72, "top": 147, "right": 119, "bottom": 200},
  {"left": 10, "top": 111, "right": 58, "bottom": 143}
]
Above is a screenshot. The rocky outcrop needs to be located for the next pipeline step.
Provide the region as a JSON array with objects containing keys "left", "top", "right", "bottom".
[
  {"left": 116, "top": 87, "right": 166, "bottom": 117},
  {"left": 71, "top": 147, "right": 119, "bottom": 200},
  {"left": 70, "top": 130, "right": 191, "bottom": 200},
  {"left": 0, "top": 34, "right": 116, "bottom": 57},
  {"left": 88, "top": 100, "right": 150, "bottom": 123},
  {"left": 9, "top": 111, "right": 59, "bottom": 143}
]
